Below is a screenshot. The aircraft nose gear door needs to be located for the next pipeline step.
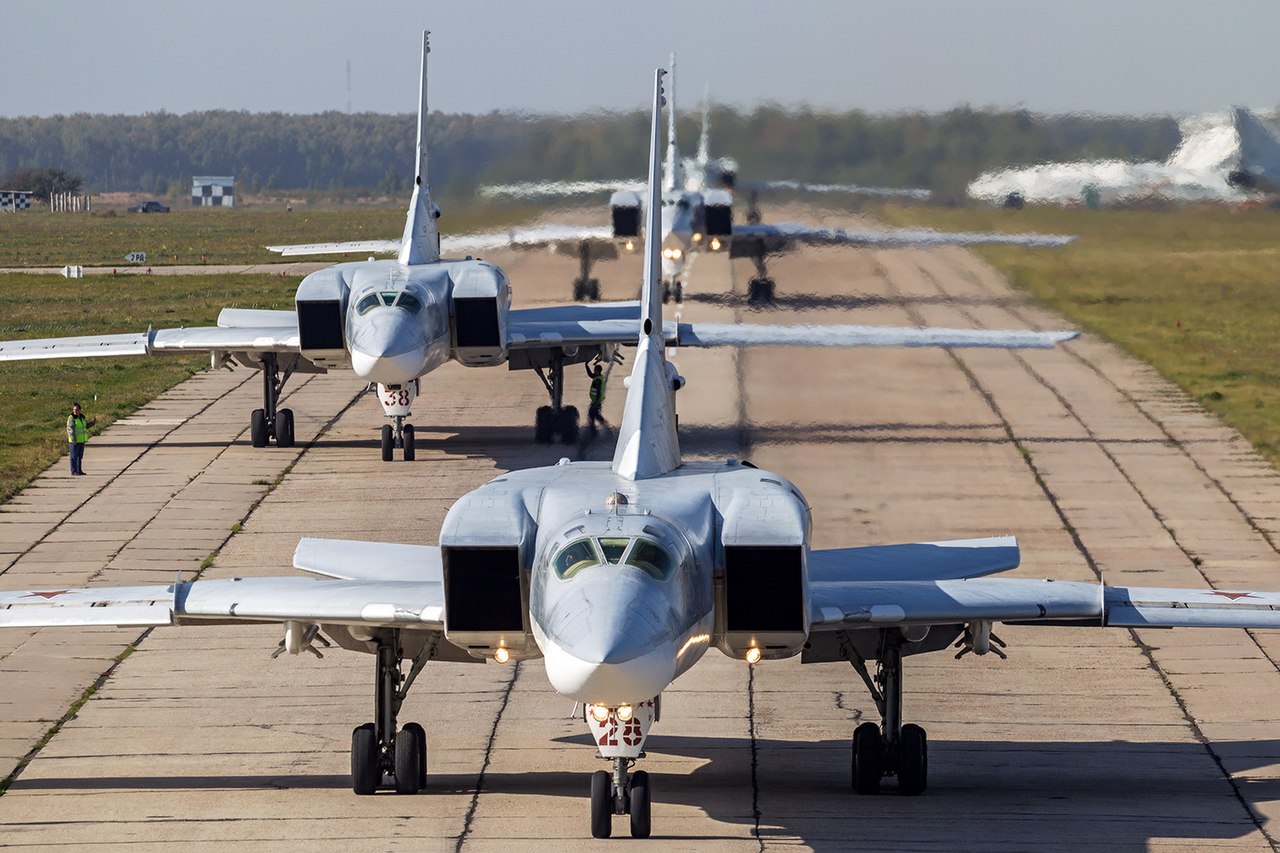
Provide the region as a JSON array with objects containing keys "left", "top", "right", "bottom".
[
  {"left": 584, "top": 699, "right": 657, "bottom": 839},
  {"left": 376, "top": 379, "right": 419, "bottom": 462}
]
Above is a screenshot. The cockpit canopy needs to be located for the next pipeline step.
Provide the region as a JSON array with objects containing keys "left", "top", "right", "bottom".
[
  {"left": 552, "top": 536, "right": 677, "bottom": 582},
  {"left": 355, "top": 289, "right": 425, "bottom": 316}
]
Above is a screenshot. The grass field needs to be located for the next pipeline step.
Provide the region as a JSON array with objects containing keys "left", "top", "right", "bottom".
[
  {"left": 0, "top": 202, "right": 536, "bottom": 267},
  {"left": 873, "top": 203, "right": 1280, "bottom": 464},
  {"left": 0, "top": 272, "right": 298, "bottom": 503}
]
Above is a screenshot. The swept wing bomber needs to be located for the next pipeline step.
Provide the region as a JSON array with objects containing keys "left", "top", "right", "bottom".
[
  {"left": 0, "top": 38, "right": 1064, "bottom": 456},
  {"left": 4, "top": 63, "right": 1280, "bottom": 841},
  {"left": 465, "top": 56, "right": 1077, "bottom": 305}
]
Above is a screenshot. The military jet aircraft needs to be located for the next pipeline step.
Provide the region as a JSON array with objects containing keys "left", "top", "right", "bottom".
[
  {"left": 0, "top": 38, "right": 1063, "bottom": 459},
  {"left": 466, "top": 56, "right": 1075, "bottom": 305},
  {"left": 6, "top": 65, "right": 1273, "bottom": 842}
]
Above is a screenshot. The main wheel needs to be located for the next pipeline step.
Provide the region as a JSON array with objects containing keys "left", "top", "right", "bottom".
[
  {"left": 897, "top": 723, "right": 928, "bottom": 796},
  {"left": 746, "top": 278, "right": 762, "bottom": 306},
  {"left": 761, "top": 278, "right": 776, "bottom": 303},
  {"left": 351, "top": 723, "right": 380, "bottom": 795},
  {"left": 851, "top": 721, "right": 883, "bottom": 795},
  {"left": 590, "top": 769, "right": 613, "bottom": 839},
  {"left": 559, "top": 405, "right": 580, "bottom": 445},
  {"left": 394, "top": 726, "right": 423, "bottom": 794},
  {"left": 587, "top": 278, "right": 601, "bottom": 301},
  {"left": 275, "top": 408, "right": 295, "bottom": 448},
  {"left": 573, "top": 279, "right": 586, "bottom": 301},
  {"left": 380, "top": 425, "right": 394, "bottom": 462},
  {"left": 402, "top": 423, "right": 415, "bottom": 461},
  {"left": 250, "top": 409, "right": 268, "bottom": 448},
  {"left": 628, "top": 770, "right": 651, "bottom": 839},
  {"left": 535, "top": 406, "right": 555, "bottom": 444},
  {"left": 403, "top": 721, "right": 427, "bottom": 789}
]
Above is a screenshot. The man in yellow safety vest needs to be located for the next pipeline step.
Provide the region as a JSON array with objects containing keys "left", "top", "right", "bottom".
[{"left": 66, "top": 402, "right": 96, "bottom": 476}]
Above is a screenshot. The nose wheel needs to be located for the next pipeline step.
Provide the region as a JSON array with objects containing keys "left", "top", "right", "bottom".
[
  {"left": 661, "top": 280, "right": 684, "bottom": 304},
  {"left": 589, "top": 759, "right": 651, "bottom": 839},
  {"left": 380, "top": 417, "right": 416, "bottom": 462},
  {"left": 846, "top": 633, "right": 929, "bottom": 796},
  {"left": 745, "top": 246, "right": 776, "bottom": 306}
]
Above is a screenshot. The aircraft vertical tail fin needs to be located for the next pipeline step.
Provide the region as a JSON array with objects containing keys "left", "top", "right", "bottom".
[
  {"left": 612, "top": 68, "right": 682, "bottom": 482},
  {"left": 398, "top": 30, "right": 441, "bottom": 266},
  {"left": 662, "top": 53, "right": 683, "bottom": 193},
  {"left": 696, "top": 83, "right": 711, "bottom": 166}
]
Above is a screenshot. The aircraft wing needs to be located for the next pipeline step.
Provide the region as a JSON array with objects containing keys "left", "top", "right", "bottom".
[
  {"left": 740, "top": 179, "right": 932, "bottom": 200},
  {"left": 444, "top": 224, "right": 617, "bottom": 255},
  {"left": 731, "top": 222, "right": 1076, "bottom": 250},
  {"left": 0, "top": 577, "right": 443, "bottom": 631},
  {"left": 809, "top": 577, "right": 1280, "bottom": 631},
  {"left": 0, "top": 308, "right": 300, "bottom": 362},
  {"left": 265, "top": 239, "right": 401, "bottom": 257},
  {"left": 294, "top": 537, "right": 442, "bottom": 583},
  {"left": 478, "top": 179, "right": 645, "bottom": 200},
  {"left": 809, "top": 536, "right": 1019, "bottom": 583},
  {"left": 505, "top": 316, "right": 1076, "bottom": 351}
]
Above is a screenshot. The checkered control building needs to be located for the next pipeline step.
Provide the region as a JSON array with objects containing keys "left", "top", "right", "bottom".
[
  {"left": 191, "top": 176, "right": 235, "bottom": 207},
  {"left": 0, "top": 190, "right": 33, "bottom": 211}
]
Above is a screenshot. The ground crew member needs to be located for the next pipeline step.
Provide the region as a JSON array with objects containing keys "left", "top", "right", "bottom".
[
  {"left": 586, "top": 362, "right": 609, "bottom": 436},
  {"left": 66, "top": 402, "right": 95, "bottom": 476}
]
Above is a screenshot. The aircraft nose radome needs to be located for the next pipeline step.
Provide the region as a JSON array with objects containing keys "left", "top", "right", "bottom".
[
  {"left": 348, "top": 314, "right": 428, "bottom": 383},
  {"left": 537, "top": 575, "right": 678, "bottom": 703},
  {"left": 542, "top": 635, "right": 677, "bottom": 706}
]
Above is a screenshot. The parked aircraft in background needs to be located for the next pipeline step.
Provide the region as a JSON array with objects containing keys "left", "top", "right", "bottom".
[
  {"left": 969, "top": 106, "right": 1280, "bottom": 207},
  {"left": 6, "top": 66, "right": 1279, "bottom": 842},
  {"left": 467, "top": 57, "right": 1074, "bottom": 305}
]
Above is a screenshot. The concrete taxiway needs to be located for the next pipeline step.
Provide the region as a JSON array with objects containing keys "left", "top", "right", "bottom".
[{"left": 2, "top": 210, "right": 1280, "bottom": 850}]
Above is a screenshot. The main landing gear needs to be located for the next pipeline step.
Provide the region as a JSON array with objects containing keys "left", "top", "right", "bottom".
[
  {"left": 380, "top": 417, "right": 415, "bottom": 463},
  {"left": 746, "top": 252, "right": 776, "bottom": 307},
  {"left": 249, "top": 353, "right": 296, "bottom": 449},
  {"left": 533, "top": 349, "right": 579, "bottom": 444},
  {"left": 350, "top": 633, "right": 430, "bottom": 796},
  {"left": 590, "top": 757, "right": 651, "bottom": 839},
  {"left": 846, "top": 632, "right": 928, "bottom": 796},
  {"left": 572, "top": 241, "right": 601, "bottom": 302}
]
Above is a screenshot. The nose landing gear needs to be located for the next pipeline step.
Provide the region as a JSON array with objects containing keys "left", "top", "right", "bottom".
[
  {"left": 572, "top": 241, "right": 602, "bottom": 302},
  {"left": 376, "top": 381, "right": 418, "bottom": 461},
  {"left": 590, "top": 758, "right": 651, "bottom": 839}
]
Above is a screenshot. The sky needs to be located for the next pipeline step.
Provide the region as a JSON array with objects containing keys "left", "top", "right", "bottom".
[{"left": 3, "top": 1, "right": 1279, "bottom": 118}]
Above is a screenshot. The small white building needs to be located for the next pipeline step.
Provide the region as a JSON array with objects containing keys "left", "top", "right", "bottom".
[
  {"left": 0, "top": 190, "right": 33, "bottom": 212},
  {"left": 192, "top": 176, "right": 235, "bottom": 207}
]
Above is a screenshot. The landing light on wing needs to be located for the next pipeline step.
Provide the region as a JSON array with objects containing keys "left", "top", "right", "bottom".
[
  {"left": 745, "top": 646, "right": 762, "bottom": 665},
  {"left": 625, "top": 239, "right": 635, "bottom": 252},
  {"left": 494, "top": 646, "right": 511, "bottom": 664},
  {"left": 691, "top": 232, "right": 703, "bottom": 243},
  {"left": 709, "top": 237, "right": 722, "bottom": 251}
]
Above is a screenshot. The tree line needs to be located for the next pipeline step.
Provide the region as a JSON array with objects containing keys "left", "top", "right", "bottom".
[{"left": 0, "top": 107, "right": 1179, "bottom": 203}]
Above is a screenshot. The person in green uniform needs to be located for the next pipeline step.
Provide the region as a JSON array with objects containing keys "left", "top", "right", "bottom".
[
  {"left": 66, "top": 402, "right": 95, "bottom": 476},
  {"left": 586, "top": 362, "right": 609, "bottom": 436}
]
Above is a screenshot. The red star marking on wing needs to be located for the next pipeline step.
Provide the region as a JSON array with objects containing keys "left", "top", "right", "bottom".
[
  {"left": 24, "top": 590, "right": 69, "bottom": 600},
  {"left": 1207, "top": 591, "right": 1257, "bottom": 601}
]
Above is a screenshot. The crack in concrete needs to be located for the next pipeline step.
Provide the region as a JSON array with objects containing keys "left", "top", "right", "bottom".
[
  {"left": 454, "top": 661, "right": 521, "bottom": 853},
  {"left": 890, "top": 256, "right": 1278, "bottom": 851}
]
